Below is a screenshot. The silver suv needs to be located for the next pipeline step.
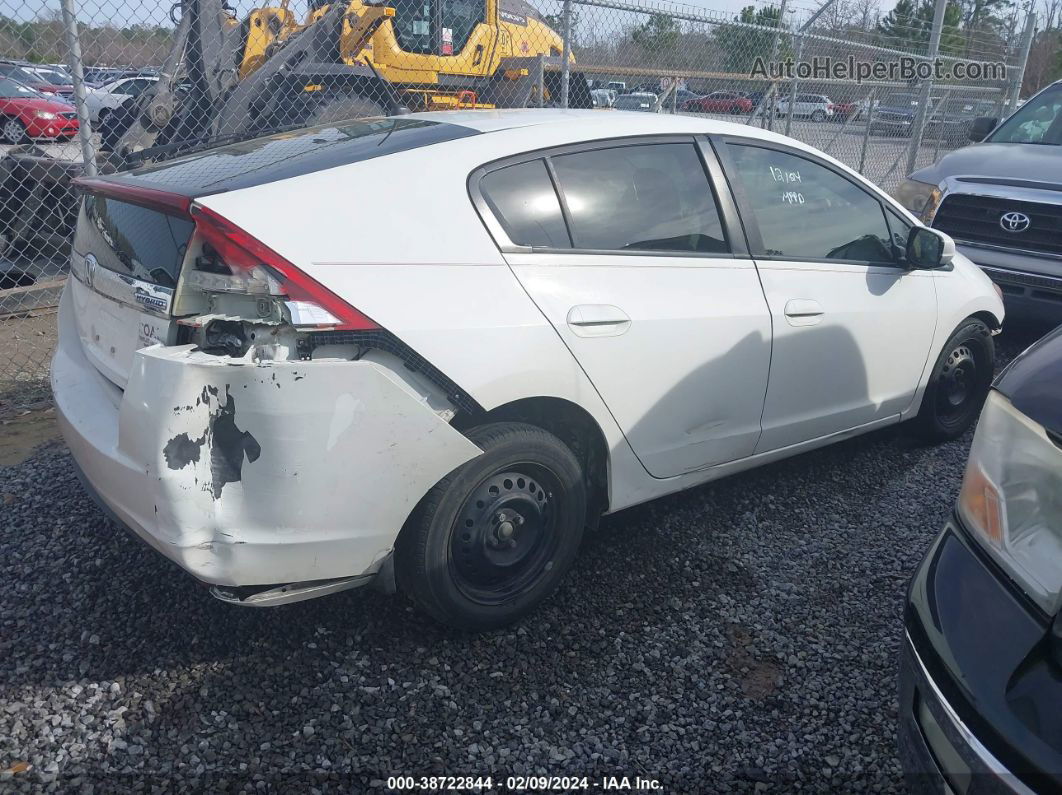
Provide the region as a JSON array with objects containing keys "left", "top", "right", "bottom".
[{"left": 893, "top": 80, "right": 1062, "bottom": 322}]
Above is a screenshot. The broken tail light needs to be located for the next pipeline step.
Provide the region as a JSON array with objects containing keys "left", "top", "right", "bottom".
[{"left": 189, "top": 205, "right": 379, "bottom": 331}]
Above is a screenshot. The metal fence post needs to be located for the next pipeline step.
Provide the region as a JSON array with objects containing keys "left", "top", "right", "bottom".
[
  {"left": 536, "top": 54, "right": 546, "bottom": 108},
  {"left": 1007, "top": 12, "right": 1036, "bottom": 114},
  {"left": 858, "top": 87, "right": 876, "bottom": 173},
  {"left": 60, "top": 0, "right": 97, "bottom": 177},
  {"left": 560, "top": 0, "right": 573, "bottom": 108},
  {"left": 905, "top": 0, "right": 946, "bottom": 175},
  {"left": 764, "top": 0, "right": 788, "bottom": 132},
  {"left": 784, "top": 34, "right": 801, "bottom": 136}
]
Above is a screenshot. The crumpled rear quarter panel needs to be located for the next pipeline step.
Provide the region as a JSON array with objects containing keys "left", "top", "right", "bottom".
[{"left": 54, "top": 298, "right": 482, "bottom": 587}]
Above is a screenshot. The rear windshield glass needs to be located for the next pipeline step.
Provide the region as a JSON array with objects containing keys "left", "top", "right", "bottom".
[
  {"left": 75, "top": 195, "right": 194, "bottom": 288},
  {"left": 121, "top": 117, "right": 479, "bottom": 196}
]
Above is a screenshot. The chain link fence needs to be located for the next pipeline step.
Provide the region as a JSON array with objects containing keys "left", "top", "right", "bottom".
[{"left": 0, "top": 0, "right": 1034, "bottom": 404}]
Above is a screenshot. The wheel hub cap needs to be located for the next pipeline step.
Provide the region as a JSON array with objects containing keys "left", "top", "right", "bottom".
[{"left": 451, "top": 469, "right": 554, "bottom": 601}]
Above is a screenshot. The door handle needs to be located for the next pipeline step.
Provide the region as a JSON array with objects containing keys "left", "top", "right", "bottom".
[
  {"left": 566, "top": 304, "right": 631, "bottom": 337},
  {"left": 783, "top": 299, "right": 824, "bottom": 327}
]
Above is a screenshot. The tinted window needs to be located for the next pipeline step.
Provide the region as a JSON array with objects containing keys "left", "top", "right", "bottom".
[
  {"left": 550, "top": 143, "right": 728, "bottom": 253},
  {"left": 727, "top": 144, "right": 894, "bottom": 263},
  {"left": 480, "top": 159, "right": 569, "bottom": 248},
  {"left": 0, "top": 77, "right": 40, "bottom": 98},
  {"left": 76, "top": 196, "right": 194, "bottom": 288},
  {"left": 989, "top": 85, "right": 1062, "bottom": 145}
]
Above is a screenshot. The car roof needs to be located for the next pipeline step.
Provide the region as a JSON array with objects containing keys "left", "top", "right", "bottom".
[{"left": 403, "top": 108, "right": 794, "bottom": 145}]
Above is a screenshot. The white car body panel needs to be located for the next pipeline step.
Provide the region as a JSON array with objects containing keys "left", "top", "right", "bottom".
[
  {"left": 752, "top": 262, "right": 937, "bottom": 450},
  {"left": 53, "top": 110, "right": 1005, "bottom": 596},
  {"left": 505, "top": 251, "right": 771, "bottom": 477},
  {"left": 53, "top": 287, "right": 481, "bottom": 586}
]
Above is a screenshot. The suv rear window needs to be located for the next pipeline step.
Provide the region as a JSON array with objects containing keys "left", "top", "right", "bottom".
[{"left": 74, "top": 195, "right": 194, "bottom": 288}]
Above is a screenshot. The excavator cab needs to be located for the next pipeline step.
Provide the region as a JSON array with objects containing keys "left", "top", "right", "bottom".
[{"left": 391, "top": 0, "right": 486, "bottom": 57}]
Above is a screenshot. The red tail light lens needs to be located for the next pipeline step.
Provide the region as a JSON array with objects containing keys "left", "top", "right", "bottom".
[{"left": 190, "top": 205, "right": 379, "bottom": 331}]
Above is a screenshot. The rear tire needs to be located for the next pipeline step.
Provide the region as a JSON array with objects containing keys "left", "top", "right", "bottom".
[
  {"left": 396, "top": 422, "right": 587, "bottom": 631},
  {"left": 2, "top": 117, "right": 26, "bottom": 144},
  {"left": 306, "top": 95, "right": 385, "bottom": 126},
  {"left": 912, "top": 319, "right": 994, "bottom": 442}
]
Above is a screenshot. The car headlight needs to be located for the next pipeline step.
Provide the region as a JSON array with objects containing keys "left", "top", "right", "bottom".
[
  {"left": 958, "top": 391, "right": 1062, "bottom": 615},
  {"left": 34, "top": 111, "right": 57, "bottom": 120},
  {"left": 892, "top": 178, "right": 941, "bottom": 223}
]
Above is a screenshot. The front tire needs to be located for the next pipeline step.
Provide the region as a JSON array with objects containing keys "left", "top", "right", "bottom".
[
  {"left": 396, "top": 422, "right": 587, "bottom": 631},
  {"left": 913, "top": 319, "right": 994, "bottom": 442},
  {"left": 811, "top": 109, "right": 827, "bottom": 122},
  {"left": 2, "top": 117, "right": 26, "bottom": 144}
]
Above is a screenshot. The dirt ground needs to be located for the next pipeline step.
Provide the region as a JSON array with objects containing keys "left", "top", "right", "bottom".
[
  {"left": 0, "top": 307, "right": 61, "bottom": 466},
  {"left": 0, "top": 405, "right": 60, "bottom": 467}
]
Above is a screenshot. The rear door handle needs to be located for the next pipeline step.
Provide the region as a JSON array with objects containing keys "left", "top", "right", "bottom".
[
  {"left": 783, "top": 298, "right": 824, "bottom": 327},
  {"left": 566, "top": 304, "right": 631, "bottom": 337}
]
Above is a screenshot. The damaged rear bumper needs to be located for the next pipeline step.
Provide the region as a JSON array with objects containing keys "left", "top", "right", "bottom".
[{"left": 52, "top": 287, "right": 481, "bottom": 592}]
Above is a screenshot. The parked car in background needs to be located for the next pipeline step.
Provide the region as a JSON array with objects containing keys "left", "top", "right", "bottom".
[
  {"left": 54, "top": 110, "right": 1002, "bottom": 630},
  {"left": 24, "top": 64, "right": 75, "bottom": 93},
  {"left": 0, "top": 77, "right": 79, "bottom": 143},
  {"left": 607, "top": 80, "right": 626, "bottom": 93},
  {"left": 775, "top": 94, "right": 834, "bottom": 122},
  {"left": 900, "top": 323, "right": 1062, "bottom": 793},
  {"left": 683, "top": 91, "right": 752, "bottom": 114},
  {"left": 0, "top": 61, "right": 72, "bottom": 101},
  {"left": 614, "top": 92, "right": 659, "bottom": 112},
  {"left": 893, "top": 79, "right": 1062, "bottom": 322},
  {"left": 828, "top": 99, "right": 862, "bottom": 122},
  {"left": 83, "top": 67, "right": 127, "bottom": 86},
  {"left": 83, "top": 75, "right": 159, "bottom": 123},
  {"left": 923, "top": 97, "right": 999, "bottom": 144},
  {"left": 672, "top": 88, "right": 700, "bottom": 107},
  {"left": 743, "top": 91, "right": 766, "bottom": 110},
  {"left": 869, "top": 92, "right": 943, "bottom": 136},
  {"left": 590, "top": 88, "right": 615, "bottom": 108}
]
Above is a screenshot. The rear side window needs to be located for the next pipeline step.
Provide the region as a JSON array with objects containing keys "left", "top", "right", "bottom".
[
  {"left": 75, "top": 195, "right": 194, "bottom": 288},
  {"left": 479, "top": 159, "right": 570, "bottom": 248},
  {"left": 550, "top": 143, "right": 728, "bottom": 253},
  {"left": 726, "top": 144, "right": 895, "bottom": 264}
]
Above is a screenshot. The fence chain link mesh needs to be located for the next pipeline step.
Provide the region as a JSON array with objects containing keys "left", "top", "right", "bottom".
[{"left": 0, "top": 0, "right": 1031, "bottom": 404}]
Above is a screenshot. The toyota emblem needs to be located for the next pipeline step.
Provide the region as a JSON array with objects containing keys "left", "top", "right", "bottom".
[{"left": 999, "top": 211, "right": 1031, "bottom": 233}]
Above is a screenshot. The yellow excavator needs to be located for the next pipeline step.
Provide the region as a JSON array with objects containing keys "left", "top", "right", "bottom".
[
  {"left": 113, "top": 0, "right": 593, "bottom": 158},
  {"left": 0, "top": 0, "right": 591, "bottom": 258}
]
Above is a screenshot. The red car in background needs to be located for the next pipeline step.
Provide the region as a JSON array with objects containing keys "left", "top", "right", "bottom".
[
  {"left": 829, "top": 100, "right": 859, "bottom": 121},
  {"left": 682, "top": 91, "right": 753, "bottom": 114},
  {"left": 0, "top": 78, "right": 79, "bottom": 143}
]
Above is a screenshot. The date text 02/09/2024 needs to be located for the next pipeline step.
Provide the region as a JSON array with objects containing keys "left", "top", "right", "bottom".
[{"left": 386, "top": 775, "right": 664, "bottom": 791}]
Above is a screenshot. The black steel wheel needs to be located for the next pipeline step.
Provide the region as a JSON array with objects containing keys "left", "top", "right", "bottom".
[
  {"left": 913, "top": 319, "right": 994, "bottom": 442},
  {"left": 449, "top": 465, "right": 562, "bottom": 606},
  {"left": 396, "top": 422, "right": 587, "bottom": 630}
]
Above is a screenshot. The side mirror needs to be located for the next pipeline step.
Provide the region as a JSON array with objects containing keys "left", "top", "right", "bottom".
[
  {"left": 968, "top": 116, "right": 997, "bottom": 142},
  {"left": 906, "top": 227, "right": 955, "bottom": 269}
]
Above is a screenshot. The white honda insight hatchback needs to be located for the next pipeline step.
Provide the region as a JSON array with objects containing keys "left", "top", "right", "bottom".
[{"left": 53, "top": 110, "right": 1003, "bottom": 629}]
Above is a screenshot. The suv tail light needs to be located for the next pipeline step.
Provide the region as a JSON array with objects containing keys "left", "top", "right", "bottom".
[{"left": 189, "top": 205, "right": 379, "bottom": 331}]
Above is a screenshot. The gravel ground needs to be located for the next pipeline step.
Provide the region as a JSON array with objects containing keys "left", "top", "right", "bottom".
[{"left": 0, "top": 323, "right": 1050, "bottom": 793}]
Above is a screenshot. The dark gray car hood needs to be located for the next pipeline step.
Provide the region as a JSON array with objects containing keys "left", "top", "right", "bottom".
[{"left": 911, "top": 142, "right": 1062, "bottom": 188}]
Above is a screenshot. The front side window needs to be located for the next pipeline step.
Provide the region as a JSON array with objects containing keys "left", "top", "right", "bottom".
[
  {"left": 989, "top": 85, "right": 1062, "bottom": 145},
  {"left": 727, "top": 144, "right": 895, "bottom": 263},
  {"left": 549, "top": 143, "right": 728, "bottom": 253},
  {"left": 479, "top": 159, "right": 569, "bottom": 248}
]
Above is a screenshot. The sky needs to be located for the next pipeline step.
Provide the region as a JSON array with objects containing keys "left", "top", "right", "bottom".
[{"left": 1, "top": 0, "right": 877, "bottom": 29}]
